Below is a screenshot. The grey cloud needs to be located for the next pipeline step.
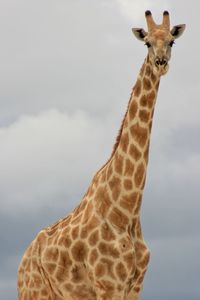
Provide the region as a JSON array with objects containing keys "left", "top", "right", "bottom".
[
  {"left": 141, "top": 236, "right": 200, "bottom": 300},
  {"left": 0, "top": 1, "right": 200, "bottom": 300}
]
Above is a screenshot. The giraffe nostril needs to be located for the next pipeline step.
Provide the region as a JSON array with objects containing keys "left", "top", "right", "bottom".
[
  {"left": 155, "top": 58, "right": 168, "bottom": 67},
  {"left": 155, "top": 59, "right": 160, "bottom": 66},
  {"left": 163, "top": 59, "right": 168, "bottom": 66}
]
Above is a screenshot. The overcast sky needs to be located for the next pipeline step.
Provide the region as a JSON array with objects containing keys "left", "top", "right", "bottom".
[{"left": 0, "top": 1, "right": 200, "bottom": 299}]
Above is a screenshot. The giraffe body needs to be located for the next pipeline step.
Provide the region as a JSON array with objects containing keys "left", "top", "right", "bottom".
[
  {"left": 18, "top": 57, "right": 156, "bottom": 300},
  {"left": 18, "top": 11, "right": 185, "bottom": 300}
]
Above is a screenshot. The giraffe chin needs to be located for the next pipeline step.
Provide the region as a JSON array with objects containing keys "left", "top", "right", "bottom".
[{"left": 153, "top": 64, "right": 169, "bottom": 76}]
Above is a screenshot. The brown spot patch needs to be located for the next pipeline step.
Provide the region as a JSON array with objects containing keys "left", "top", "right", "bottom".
[
  {"left": 108, "top": 207, "right": 129, "bottom": 231},
  {"left": 134, "top": 286, "right": 141, "bottom": 293},
  {"left": 58, "top": 250, "right": 72, "bottom": 269},
  {"left": 71, "top": 225, "right": 79, "bottom": 240},
  {"left": 129, "top": 144, "right": 142, "bottom": 161},
  {"left": 44, "top": 247, "right": 59, "bottom": 262},
  {"left": 124, "top": 158, "right": 134, "bottom": 176},
  {"left": 134, "top": 163, "right": 145, "bottom": 188},
  {"left": 32, "top": 257, "right": 38, "bottom": 270},
  {"left": 87, "top": 215, "right": 100, "bottom": 231},
  {"left": 143, "top": 77, "right": 151, "bottom": 90},
  {"left": 80, "top": 226, "right": 88, "bottom": 239},
  {"left": 108, "top": 176, "right": 121, "bottom": 200},
  {"left": 89, "top": 249, "right": 98, "bottom": 265},
  {"left": 29, "top": 279, "right": 34, "bottom": 288},
  {"left": 151, "top": 71, "right": 157, "bottom": 84},
  {"left": 146, "top": 90, "right": 155, "bottom": 108},
  {"left": 55, "top": 265, "right": 68, "bottom": 282},
  {"left": 140, "top": 251, "right": 150, "bottom": 268},
  {"left": 140, "top": 64, "right": 145, "bottom": 77},
  {"left": 117, "top": 284, "right": 123, "bottom": 292},
  {"left": 71, "top": 213, "right": 82, "bottom": 226},
  {"left": 41, "top": 288, "right": 49, "bottom": 296},
  {"left": 30, "top": 291, "right": 39, "bottom": 298},
  {"left": 145, "top": 65, "right": 151, "bottom": 77},
  {"left": 120, "top": 132, "right": 129, "bottom": 153},
  {"left": 135, "top": 240, "right": 149, "bottom": 258},
  {"left": 64, "top": 283, "right": 73, "bottom": 292},
  {"left": 96, "top": 280, "right": 114, "bottom": 298},
  {"left": 107, "top": 164, "right": 113, "bottom": 179},
  {"left": 98, "top": 242, "right": 120, "bottom": 258},
  {"left": 88, "top": 230, "right": 99, "bottom": 246},
  {"left": 95, "top": 262, "right": 106, "bottom": 278},
  {"left": 124, "top": 179, "right": 133, "bottom": 190},
  {"left": 123, "top": 117, "right": 128, "bottom": 128},
  {"left": 95, "top": 186, "right": 112, "bottom": 217},
  {"left": 129, "top": 100, "right": 138, "bottom": 120},
  {"left": 116, "top": 262, "right": 127, "bottom": 281},
  {"left": 119, "top": 236, "right": 133, "bottom": 253},
  {"left": 130, "top": 123, "right": 148, "bottom": 148},
  {"left": 80, "top": 215, "right": 100, "bottom": 239},
  {"left": 133, "top": 79, "right": 141, "bottom": 97},
  {"left": 88, "top": 186, "right": 95, "bottom": 197},
  {"left": 71, "top": 284, "right": 96, "bottom": 299},
  {"left": 114, "top": 153, "right": 124, "bottom": 174},
  {"left": 24, "top": 274, "right": 30, "bottom": 286},
  {"left": 58, "top": 235, "right": 72, "bottom": 248},
  {"left": 100, "top": 168, "right": 106, "bottom": 182},
  {"left": 71, "top": 241, "right": 88, "bottom": 262},
  {"left": 32, "top": 273, "right": 42, "bottom": 289},
  {"left": 71, "top": 265, "right": 84, "bottom": 283},
  {"left": 123, "top": 252, "right": 136, "bottom": 271},
  {"left": 119, "top": 192, "right": 139, "bottom": 213},
  {"left": 101, "top": 258, "right": 115, "bottom": 278},
  {"left": 139, "top": 109, "right": 150, "bottom": 123},
  {"left": 101, "top": 223, "right": 116, "bottom": 241},
  {"left": 140, "top": 94, "right": 147, "bottom": 107}
]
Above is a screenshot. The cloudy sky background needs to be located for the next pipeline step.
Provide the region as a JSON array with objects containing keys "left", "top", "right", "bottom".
[{"left": 0, "top": 0, "right": 199, "bottom": 299}]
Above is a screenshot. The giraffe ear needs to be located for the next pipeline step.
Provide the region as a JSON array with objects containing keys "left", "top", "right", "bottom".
[
  {"left": 171, "top": 24, "right": 186, "bottom": 39},
  {"left": 132, "top": 28, "right": 147, "bottom": 41}
]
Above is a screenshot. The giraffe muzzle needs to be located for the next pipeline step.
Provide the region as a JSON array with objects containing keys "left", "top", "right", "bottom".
[
  {"left": 154, "top": 57, "right": 169, "bottom": 75},
  {"left": 155, "top": 58, "right": 168, "bottom": 67}
]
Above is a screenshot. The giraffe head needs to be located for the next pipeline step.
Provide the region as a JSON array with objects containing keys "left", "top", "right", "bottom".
[{"left": 132, "top": 11, "right": 185, "bottom": 76}]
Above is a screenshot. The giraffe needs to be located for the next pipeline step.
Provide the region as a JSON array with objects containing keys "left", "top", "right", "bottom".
[{"left": 17, "top": 11, "right": 185, "bottom": 300}]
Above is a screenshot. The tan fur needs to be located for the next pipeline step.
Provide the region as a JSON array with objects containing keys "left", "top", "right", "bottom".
[{"left": 18, "top": 11, "right": 184, "bottom": 300}]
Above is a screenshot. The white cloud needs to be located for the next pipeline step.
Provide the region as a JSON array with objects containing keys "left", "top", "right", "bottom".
[
  {"left": 116, "top": 0, "right": 170, "bottom": 23},
  {"left": 0, "top": 109, "right": 115, "bottom": 214}
]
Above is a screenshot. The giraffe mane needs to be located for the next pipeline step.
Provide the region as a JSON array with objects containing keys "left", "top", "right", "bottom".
[
  {"left": 111, "top": 105, "right": 129, "bottom": 158},
  {"left": 92, "top": 89, "right": 133, "bottom": 180}
]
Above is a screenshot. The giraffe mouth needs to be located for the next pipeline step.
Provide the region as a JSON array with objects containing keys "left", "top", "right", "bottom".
[
  {"left": 154, "top": 62, "right": 169, "bottom": 76},
  {"left": 153, "top": 57, "right": 169, "bottom": 75}
]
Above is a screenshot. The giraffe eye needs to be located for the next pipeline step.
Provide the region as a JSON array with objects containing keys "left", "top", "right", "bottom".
[
  {"left": 145, "top": 41, "right": 151, "bottom": 48},
  {"left": 169, "top": 40, "right": 175, "bottom": 47}
]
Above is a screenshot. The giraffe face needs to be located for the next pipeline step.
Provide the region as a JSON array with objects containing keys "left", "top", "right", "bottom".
[
  {"left": 132, "top": 11, "right": 185, "bottom": 76},
  {"left": 143, "top": 29, "right": 174, "bottom": 76}
]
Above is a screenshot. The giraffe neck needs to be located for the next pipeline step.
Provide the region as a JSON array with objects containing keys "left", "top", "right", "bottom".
[
  {"left": 113, "top": 54, "right": 160, "bottom": 178},
  {"left": 91, "top": 55, "right": 161, "bottom": 224},
  {"left": 114, "top": 55, "right": 160, "bottom": 154}
]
